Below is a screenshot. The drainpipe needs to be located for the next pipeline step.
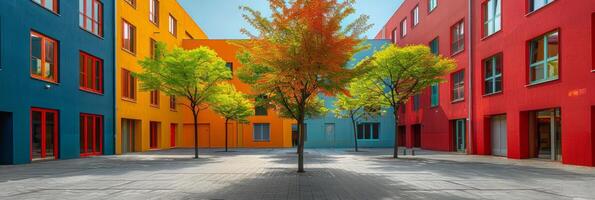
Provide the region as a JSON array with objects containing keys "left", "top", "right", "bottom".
[
  {"left": 467, "top": 0, "right": 474, "bottom": 155},
  {"left": 113, "top": 1, "right": 118, "bottom": 155}
]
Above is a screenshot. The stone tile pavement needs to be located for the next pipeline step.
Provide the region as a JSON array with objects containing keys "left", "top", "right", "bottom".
[{"left": 0, "top": 148, "right": 594, "bottom": 200}]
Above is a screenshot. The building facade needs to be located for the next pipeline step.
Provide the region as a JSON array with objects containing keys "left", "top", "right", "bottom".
[
  {"left": 115, "top": 0, "right": 207, "bottom": 154},
  {"left": 0, "top": 0, "right": 116, "bottom": 164},
  {"left": 181, "top": 40, "right": 295, "bottom": 148},
  {"left": 377, "top": 0, "right": 595, "bottom": 166},
  {"left": 304, "top": 40, "right": 397, "bottom": 149}
]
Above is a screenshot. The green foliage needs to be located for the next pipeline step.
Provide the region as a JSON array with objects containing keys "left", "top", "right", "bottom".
[
  {"left": 211, "top": 84, "right": 254, "bottom": 123},
  {"left": 135, "top": 42, "right": 232, "bottom": 109},
  {"left": 333, "top": 79, "right": 384, "bottom": 121}
]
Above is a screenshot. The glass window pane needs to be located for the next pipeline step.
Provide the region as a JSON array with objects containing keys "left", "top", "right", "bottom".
[
  {"left": 547, "top": 59, "right": 559, "bottom": 79},
  {"left": 96, "top": 60, "right": 101, "bottom": 90},
  {"left": 45, "top": 112, "right": 55, "bottom": 157},
  {"left": 80, "top": 116, "right": 85, "bottom": 153},
  {"left": 495, "top": 76, "right": 502, "bottom": 92},
  {"left": 530, "top": 38, "right": 545, "bottom": 64},
  {"left": 32, "top": 111, "right": 42, "bottom": 159},
  {"left": 364, "top": 124, "right": 371, "bottom": 139},
  {"left": 95, "top": 117, "right": 102, "bottom": 152},
  {"left": 357, "top": 124, "right": 363, "bottom": 139},
  {"left": 372, "top": 123, "right": 379, "bottom": 139},
  {"left": 531, "top": 64, "right": 545, "bottom": 82},
  {"left": 86, "top": 58, "right": 93, "bottom": 88},
  {"left": 547, "top": 32, "right": 559, "bottom": 58},
  {"left": 31, "top": 35, "right": 42, "bottom": 76},
  {"left": 44, "top": 40, "right": 55, "bottom": 79},
  {"left": 87, "top": 117, "right": 93, "bottom": 152}
]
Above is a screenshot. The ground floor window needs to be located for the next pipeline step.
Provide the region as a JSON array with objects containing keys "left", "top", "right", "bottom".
[
  {"left": 253, "top": 123, "right": 270, "bottom": 142},
  {"left": 80, "top": 114, "right": 102, "bottom": 156},
  {"left": 31, "top": 108, "right": 59, "bottom": 160},
  {"left": 357, "top": 123, "right": 379, "bottom": 140}
]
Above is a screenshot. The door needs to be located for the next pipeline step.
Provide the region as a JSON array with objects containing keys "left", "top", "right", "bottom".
[
  {"left": 325, "top": 123, "right": 335, "bottom": 147},
  {"left": 454, "top": 119, "right": 466, "bottom": 152},
  {"left": 534, "top": 109, "right": 561, "bottom": 161},
  {"left": 198, "top": 124, "right": 210, "bottom": 148},
  {"left": 397, "top": 126, "right": 406, "bottom": 147},
  {"left": 80, "top": 114, "right": 103, "bottom": 156},
  {"left": 491, "top": 115, "right": 507, "bottom": 157},
  {"left": 412, "top": 124, "right": 421, "bottom": 148},
  {"left": 150, "top": 122, "right": 159, "bottom": 149},
  {"left": 121, "top": 119, "right": 137, "bottom": 153},
  {"left": 0, "top": 112, "right": 12, "bottom": 164},
  {"left": 31, "top": 108, "right": 59, "bottom": 160},
  {"left": 170, "top": 124, "right": 176, "bottom": 148}
]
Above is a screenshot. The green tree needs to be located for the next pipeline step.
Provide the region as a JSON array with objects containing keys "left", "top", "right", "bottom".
[
  {"left": 356, "top": 44, "right": 456, "bottom": 158},
  {"left": 211, "top": 84, "right": 254, "bottom": 152},
  {"left": 333, "top": 80, "right": 383, "bottom": 152},
  {"left": 136, "top": 42, "right": 231, "bottom": 159},
  {"left": 237, "top": 0, "right": 371, "bottom": 172}
]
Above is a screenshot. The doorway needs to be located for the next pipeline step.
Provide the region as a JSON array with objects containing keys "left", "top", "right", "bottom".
[
  {"left": 170, "top": 124, "right": 177, "bottom": 148},
  {"left": 121, "top": 118, "right": 139, "bottom": 153},
  {"left": 325, "top": 123, "right": 335, "bottom": 147},
  {"left": 150, "top": 122, "right": 160, "bottom": 149},
  {"left": 453, "top": 119, "right": 466, "bottom": 152},
  {"left": 80, "top": 114, "right": 103, "bottom": 156},
  {"left": 31, "top": 108, "right": 59, "bottom": 160},
  {"left": 529, "top": 108, "right": 561, "bottom": 161},
  {"left": 0, "top": 112, "right": 13, "bottom": 164},
  {"left": 291, "top": 124, "right": 298, "bottom": 147},
  {"left": 397, "top": 125, "right": 406, "bottom": 147},
  {"left": 412, "top": 124, "right": 421, "bottom": 148},
  {"left": 490, "top": 115, "right": 507, "bottom": 157}
]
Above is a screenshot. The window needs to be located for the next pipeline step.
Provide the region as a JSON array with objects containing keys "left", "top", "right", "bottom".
[
  {"left": 32, "top": 0, "right": 58, "bottom": 13},
  {"left": 411, "top": 6, "right": 419, "bottom": 27},
  {"left": 168, "top": 15, "right": 177, "bottom": 36},
  {"left": 149, "top": 0, "right": 159, "bottom": 25},
  {"left": 429, "top": 37, "right": 439, "bottom": 55},
  {"left": 31, "top": 108, "right": 59, "bottom": 160},
  {"left": 124, "top": 0, "right": 135, "bottom": 7},
  {"left": 149, "top": 38, "right": 157, "bottom": 59},
  {"left": 122, "top": 20, "right": 136, "bottom": 53},
  {"left": 430, "top": 83, "right": 439, "bottom": 107},
  {"left": 391, "top": 28, "right": 397, "bottom": 44},
  {"left": 31, "top": 32, "right": 58, "bottom": 83},
  {"left": 412, "top": 94, "right": 420, "bottom": 111},
  {"left": 226, "top": 62, "right": 233, "bottom": 75},
  {"left": 484, "top": 54, "right": 503, "bottom": 95},
  {"left": 357, "top": 123, "right": 379, "bottom": 140},
  {"left": 150, "top": 90, "right": 159, "bottom": 107},
  {"left": 169, "top": 96, "right": 176, "bottom": 111},
  {"left": 428, "top": 0, "right": 437, "bottom": 12},
  {"left": 451, "top": 20, "right": 464, "bottom": 55},
  {"left": 452, "top": 70, "right": 465, "bottom": 101},
  {"left": 529, "top": 30, "right": 559, "bottom": 84},
  {"left": 80, "top": 114, "right": 102, "bottom": 156},
  {"left": 482, "top": 0, "right": 501, "bottom": 37},
  {"left": 253, "top": 123, "right": 270, "bottom": 142},
  {"left": 79, "top": 52, "right": 103, "bottom": 93},
  {"left": 400, "top": 19, "right": 407, "bottom": 37},
  {"left": 255, "top": 95, "right": 267, "bottom": 116},
  {"left": 79, "top": 0, "right": 103, "bottom": 36},
  {"left": 121, "top": 69, "right": 136, "bottom": 100},
  {"left": 528, "top": 0, "right": 554, "bottom": 13}
]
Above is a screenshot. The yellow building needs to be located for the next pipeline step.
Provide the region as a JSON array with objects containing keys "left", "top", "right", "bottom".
[{"left": 116, "top": 0, "right": 207, "bottom": 154}]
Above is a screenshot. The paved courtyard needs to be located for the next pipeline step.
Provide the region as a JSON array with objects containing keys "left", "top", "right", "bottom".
[{"left": 0, "top": 148, "right": 594, "bottom": 200}]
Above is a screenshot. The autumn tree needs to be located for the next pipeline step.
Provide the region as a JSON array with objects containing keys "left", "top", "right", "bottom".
[
  {"left": 136, "top": 42, "right": 231, "bottom": 159},
  {"left": 355, "top": 44, "right": 455, "bottom": 158},
  {"left": 237, "top": 0, "right": 371, "bottom": 172},
  {"left": 211, "top": 84, "right": 254, "bottom": 152},
  {"left": 333, "top": 79, "right": 383, "bottom": 152}
]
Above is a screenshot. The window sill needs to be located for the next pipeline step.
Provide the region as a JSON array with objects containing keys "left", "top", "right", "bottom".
[
  {"left": 170, "top": 109, "right": 177, "bottom": 112},
  {"left": 150, "top": 104, "right": 160, "bottom": 108},
  {"left": 525, "top": 1, "right": 557, "bottom": 17},
  {"left": 32, "top": 2, "right": 60, "bottom": 16},
  {"left": 253, "top": 140, "right": 270, "bottom": 142},
  {"left": 525, "top": 78, "right": 559, "bottom": 87},
  {"left": 451, "top": 99, "right": 464, "bottom": 104},
  {"left": 451, "top": 49, "right": 464, "bottom": 57},
  {"left": 121, "top": 98, "right": 137, "bottom": 103},
  {"left": 31, "top": 76, "right": 59, "bottom": 85},
  {"left": 121, "top": 48, "right": 136, "bottom": 56},
  {"left": 80, "top": 88, "right": 104, "bottom": 95},
  {"left": 480, "top": 30, "right": 501, "bottom": 41},
  {"left": 357, "top": 139, "right": 380, "bottom": 142},
  {"left": 483, "top": 91, "right": 502, "bottom": 97},
  {"left": 79, "top": 27, "right": 104, "bottom": 40}
]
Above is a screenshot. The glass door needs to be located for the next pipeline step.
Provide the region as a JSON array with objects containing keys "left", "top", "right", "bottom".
[
  {"left": 454, "top": 119, "right": 466, "bottom": 152},
  {"left": 31, "top": 108, "right": 58, "bottom": 160}
]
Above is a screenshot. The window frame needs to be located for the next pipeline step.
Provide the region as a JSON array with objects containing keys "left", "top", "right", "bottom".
[
  {"left": 412, "top": 94, "right": 420, "bottom": 111},
  {"left": 168, "top": 14, "right": 177, "bottom": 37},
  {"left": 450, "top": 20, "right": 465, "bottom": 55},
  {"left": 149, "top": 38, "right": 157, "bottom": 59},
  {"left": 527, "top": 0, "right": 555, "bottom": 13},
  {"left": 451, "top": 70, "right": 465, "bottom": 102},
  {"left": 79, "top": 113, "right": 103, "bottom": 156},
  {"left": 150, "top": 90, "right": 160, "bottom": 107},
  {"left": 169, "top": 95, "right": 177, "bottom": 111},
  {"left": 430, "top": 83, "right": 439, "bottom": 107},
  {"left": 32, "top": 0, "right": 59, "bottom": 14},
  {"left": 124, "top": 0, "right": 136, "bottom": 8},
  {"left": 30, "top": 31, "right": 59, "bottom": 83},
  {"left": 482, "top": 0, "right": 501, "bottom": 38},
  {"left": 428, "top": 0, "right": 438, "bottom": 13},
  {"left": 429, "top": 37, "right": 439, "bottom": 55},
  {"left": 79, "top": 51, "right": 103, "bottom": 94},
  {"left": 121, "top": 19, "right": 136, "bottom": 54},
  {"left": 400, "top": 18, "right": 407, "bottom": 38},
  {"left": 528, "top": 30, "right": 559, "bottom": 85},
  {"left": 121, "top": 68, "right": 137, "bottom": 101},
  {"left": 149, "top": 0, "right": 159, "bottom": 26},
  {"left": 30, "top": 107, "right": 60, "bottom": 160},
  {"left": 411, "top": 5, "right": 419, "bottom": 28},
  {"left": 356, "top": 123, "right": 380, "bottom": 141},
  {"left": 253, "top": 123, "right": 271, "bottom": 142},
  {"left": 391, "top": 27, "right": 398, "bottom": 44},
  {"left": 79, "top": 0, "right": 103, "bottom": 37},
  {"left": 483, "top": 53, "right": 503, "bottom": 95},
  {"left": 226, "top": 62, "right": 233, "bottom": 76}
]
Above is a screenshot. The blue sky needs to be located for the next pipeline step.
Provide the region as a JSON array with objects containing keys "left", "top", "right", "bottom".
[{"left": 178, "top": 0, "right": 403, "bottom": 39}]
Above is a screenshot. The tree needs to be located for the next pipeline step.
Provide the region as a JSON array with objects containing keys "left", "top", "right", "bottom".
[
  {"left": 237, "top": 0, "right": 371, "bottom": 172},
  {"left": 136, "top": 42, "right": 231, "bottom": 159},
  {"left": 333, "top": 79, "right": 383, "bottom": 152},
  {"left": 355, "top": 44, "right": 456, "bottom": 158},
  {"left": 211, "top": 84, "right": 254, "bottom": 152}
]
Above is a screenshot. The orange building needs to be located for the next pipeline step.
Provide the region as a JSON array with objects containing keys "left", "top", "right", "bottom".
[{"left": 181, "top": 40, "right": 295, "bottom": 148}]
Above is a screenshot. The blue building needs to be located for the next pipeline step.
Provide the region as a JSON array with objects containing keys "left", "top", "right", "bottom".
[
  {"left": 0, "top": 0, "right": 115, "bottom": 164},
  {"left": 304, "top": 39, "right": 395, "bottom": 148}
]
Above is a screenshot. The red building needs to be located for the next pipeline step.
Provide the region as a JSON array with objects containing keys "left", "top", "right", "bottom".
[{"left": 376, "top": 0, "right": 595, "bottom": 167}]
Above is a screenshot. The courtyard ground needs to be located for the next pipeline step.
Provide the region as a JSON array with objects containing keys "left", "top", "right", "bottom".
[{"left": 0, "top": 148, "right": 594, "bottom": 200}]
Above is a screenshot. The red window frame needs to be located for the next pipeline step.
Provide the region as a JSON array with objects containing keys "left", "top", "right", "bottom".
[
  {"left": 32, "top": 0, "right": 59, "bottom": 13},
  {"left": 451, "top": 70, "right": 465, "bottom": 101},
  {"left": 150, "top": 90, "right": 160, "bottom": 107},
  {"left": 80, "top": 114, "right": 103, "bottom": 156},
  {"left": 30, "top": 108, "right": 59, "bottom": 160},
  {"left": 169, "top": 95, "right": 177, "bottom": 111},
  {"left": 149, "top": 0, "right": 159, "bottom": 25},
  {"left": 450, "top": 19, "right": 465, "bottom": 55},
  {"left": 121, "top": 69, "right": 137, "bottom": 100},
  {"left": 79, "top": 0, "right": 103, "bottom": 36},
  {"left": 122, "top": 19, "right": 136, "bottom": 54},
  {"left": 79, "top": 52, "right": 103, "bottom": 94},
  {"left": 30, "top": 31, "right": 59, "bottom": 83}
]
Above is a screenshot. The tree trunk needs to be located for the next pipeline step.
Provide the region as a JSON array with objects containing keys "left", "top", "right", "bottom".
[
  {"left": 351, "top": 117, "right": 358, "bottom": 152},
  {"left": 393, "top": 110, "right": 399, "bottom": 159},
  {"left": 297, "top": 119, "right": 305, "bottom": 173},
  {"left": 225, "top": 118, "right": 229, "bottom": 152},
  {"left": 193, "top": 111, "right": 199, "bottom": 159}
]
